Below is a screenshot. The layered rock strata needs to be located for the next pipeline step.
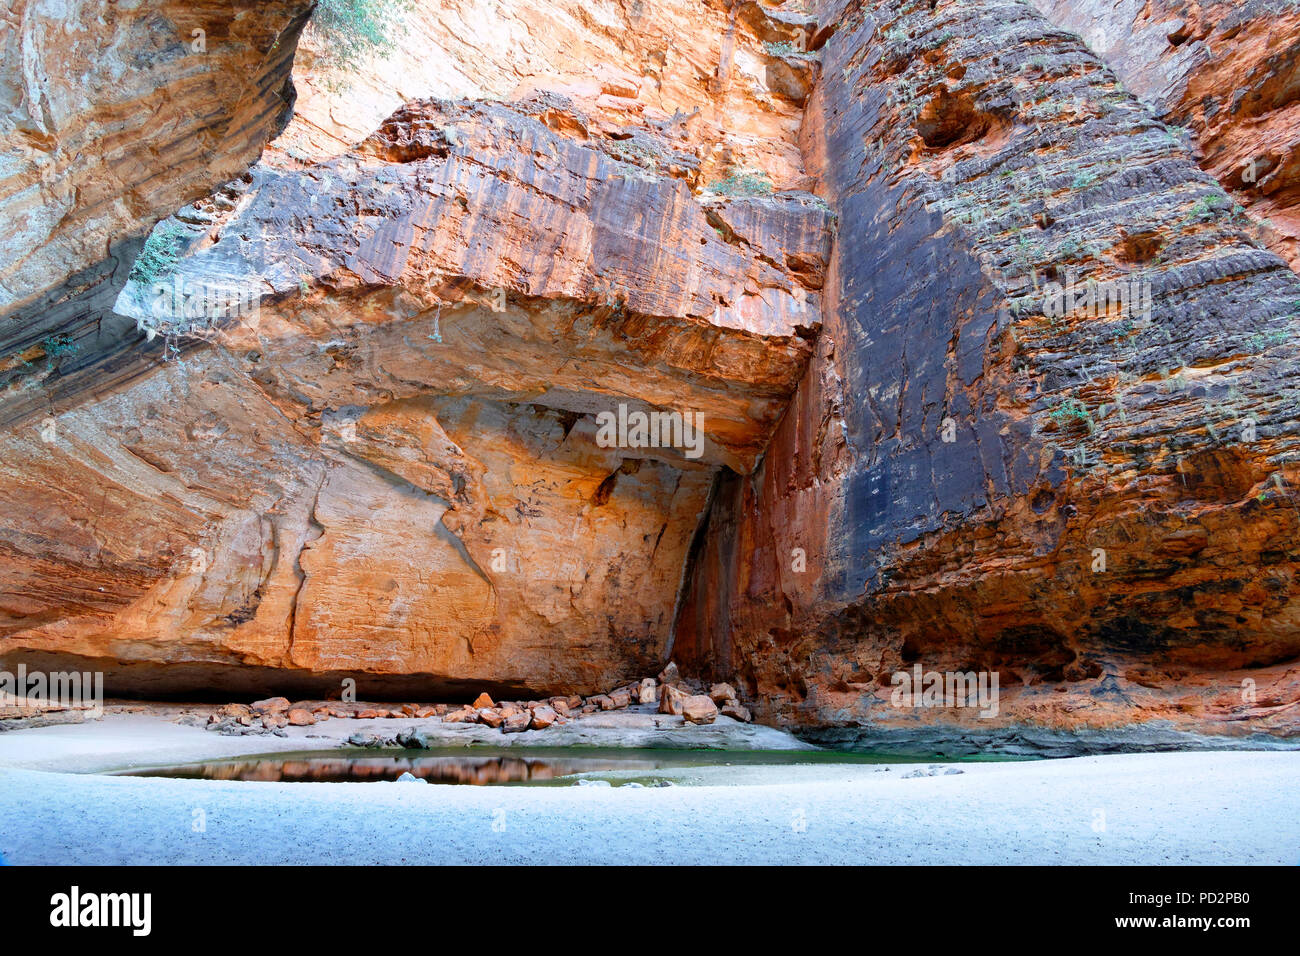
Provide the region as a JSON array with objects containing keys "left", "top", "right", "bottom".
[
  {"left": 0, "top": 0, "right": 313, "bottom": 426},
  {"left": 1, "top": 0, "right": 1297, "bottom": 751},
  {"left": 273, "top": 0, "right": 817, "bottom": 191},
  {"left": 0, "top": 90, "right": 831, "bottom": 698},
  {"left": 675, "top": 0, "right": 1300, "bottom": 748},
  {"left": 1030, "top": 0, "right": 1300, "bottom": 272}
]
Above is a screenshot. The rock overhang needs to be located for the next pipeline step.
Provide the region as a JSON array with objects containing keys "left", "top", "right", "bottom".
[{"left": 115, "top": 96, "right": 834, "bottom": 473}]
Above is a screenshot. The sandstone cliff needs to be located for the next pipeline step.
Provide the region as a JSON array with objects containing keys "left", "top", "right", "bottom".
[
  {"left": 675, "top": 0, "right": 1300, "bottom": 748},
  {"left": 0, "top": 0, "right": 313, "bottom": 427},
  {"left": 1, "top": 0, "right": 1297, "bottom": 750},
  {"left": 0, "top": 3, "right": 832, "bottom": 698},
  {"left": 1030, "top": 0, "right": 1300, "bottom": 272}
]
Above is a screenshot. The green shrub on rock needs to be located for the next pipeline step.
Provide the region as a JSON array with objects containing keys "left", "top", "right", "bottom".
[
  {"left": 310, "top": 0, "right": 415, "bottom": 73},
  {"left": 127, "top": 221, "right": 186, "bottom": 288}
]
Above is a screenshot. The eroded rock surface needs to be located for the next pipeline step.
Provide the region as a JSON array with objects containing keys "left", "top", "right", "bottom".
[
  {"left": 1031, "top": 0, "right": 1300, "bottom": 272},
  {"left": 273, "top": 0, "right": 817, "bottom": 191},
  {"left": 675, "top": 0, "right": 1300, "bottom": 745},
  {"left": 127, "top": 98, "right": 828, "bottom": 469},
  {"left": 0, "top": 0, "right": 313, "bottom": 404},
  {"left": 1, "top": 0, "right": 1297, "bottom": 750},
  {"left": 0, "top": 78, "right": 830, "bottom": 698}
]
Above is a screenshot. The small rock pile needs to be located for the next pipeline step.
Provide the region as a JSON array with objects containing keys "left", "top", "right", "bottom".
[
  {"left": 437, "top": 662, "right": 753, "bottom": 733},
  {"left": 203, "top": 661, "right": 754, "bottom": 737},
  {"left": 902, "top": 765, "right": 965, "bottom": 778},
  {"left": 437, "top": 690, "right": 576, "bottom": 733},
  {"left": 653, "top": 662, "right": 751, "bottom": 725},
  {"left": 206, "top": 697, "right": 461, "bottom": 734},
  {"left": 205, "top": 697, "right": 317, "bottom": 736}
]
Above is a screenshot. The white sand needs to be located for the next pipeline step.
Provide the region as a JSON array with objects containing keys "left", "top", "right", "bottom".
[{"left": 1, "top": 713, "right": 1297, "bottom": 864}]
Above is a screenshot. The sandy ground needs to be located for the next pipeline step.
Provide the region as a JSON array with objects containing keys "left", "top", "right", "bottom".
[{"left": 1, "top": 711, "right": 1297, "bottom": 864}]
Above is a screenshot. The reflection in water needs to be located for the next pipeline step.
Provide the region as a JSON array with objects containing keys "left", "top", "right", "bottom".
[
  {"left": 117, "top": 746, "right": 961, "bottom": 785},
  {"left": 124, "top": 753, "right": 662, "bottom": 785}
]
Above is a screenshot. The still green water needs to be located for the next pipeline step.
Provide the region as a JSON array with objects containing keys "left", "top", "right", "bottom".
[{"left": 115, "top": 745, "right": 1023, "bottom": 786}]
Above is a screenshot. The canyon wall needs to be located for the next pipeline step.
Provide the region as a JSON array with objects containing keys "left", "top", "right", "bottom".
[
  {"left": 1030, "top": 0, "right": 1300, "bottom": 272},
  {"left": 0, "top": 0, "right": 313, "bottom": 426},
  {"left": 0, "top": 0, "right": 832, "bottom": 699},
  {"left": 1, "top": 0, "right": 1297, "bottom": 747},
  {"left": 675, "top": 0, "right": 1300, "bottom": 749},
  {"left": 272, "top": 0, "right": 814, "bottom": 190}
]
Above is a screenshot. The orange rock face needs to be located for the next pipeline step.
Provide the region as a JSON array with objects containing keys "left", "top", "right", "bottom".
[
  {"left": 272, "top": 0, "right": 814, "bottom": 191},
  {"left": 1, "top": 0, "right": 1298, "bottom": 753},
  {"left": 1031, "top": 0, "right": 1300, "bottom": 273},
  {"left": 0, "top": 0, "right": 312, "bottom": 344},
  {"left": 675, "top": 0, "right": 1300, "bottom": 750},
  {"left": 0, "top": 39, "right": 831, "bottom": 699}
]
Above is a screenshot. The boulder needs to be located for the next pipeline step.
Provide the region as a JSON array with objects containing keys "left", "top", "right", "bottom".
[
  {"left": 530, "top": 705, "right": 559, "bottom": 729},
  {"left": 589, "top": 694, "right": 614, "bottom": 711},
  {"left": 477, "top": 708, "right": 506, "bottom": 728},
  {"left": 213, "top": 703, "right": 253, "bottom": 721},
  {"left": 720, "top": 702, "right": 752, "bottom": 722},
  {"left": 472, "top": 692, "right": 495, "bottom": 709},
  {"left": 708, "top": 682, "right": 736, "bottom": 704},
  {"left": 681, "top": 695, "right": 718, "bottom": 725},
  {"left": 658, "top": 662, "right": 680, "bottom": 684},
  {"left": 287, "top": 708, "right": 317, "bottom": 726},
  {"left": 608, "top": 687, "right": 632, "bottom": 709},
  {"left": 658, "top": 684, "right": 684, "bottom": 716},
  {"left": 395, "top": 728, "right": 428, "bottom": 748},
  {"left": 502, "top": 711, "right": 531, "bottom": 734},
  {"left": 637, "top": 678, "right": 658, "bottom": 704},
  {"left": 251, "top": 696, "right": 291, "bottom": 714}
]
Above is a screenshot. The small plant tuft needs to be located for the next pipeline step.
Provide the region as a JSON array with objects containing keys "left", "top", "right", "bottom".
[
  {"left": 310, "top": 0, "right": 415, "bottom": 75},
  {"left": 1184, "top": 194, "right": 1232, "bottom": 223},
  {"left": 127, "top": 222, "right": 186, "bottom": 288},
  {"left": 41, "top": 332, "right": 78, "bottom": 364},
  {"left": 708, "top": 168, "right": 774, "bottom": 196},
  {"left": 763, "top": 40, "right": 819, "bottom": 60},
  {"left": 1048, "top": 398, "right": 1094, "bottom": 432}
]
